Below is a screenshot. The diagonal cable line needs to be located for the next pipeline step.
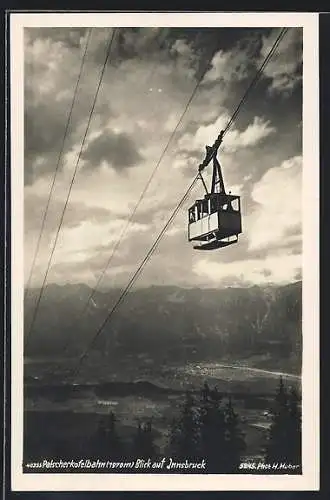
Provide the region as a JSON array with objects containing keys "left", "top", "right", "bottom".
[
  {"left": 68, "top": 26, "right": 290, "bottom": 376},
  {"left": 25, "top": 28, "right": 118, "bottom": 346},
  {"left": 46, "top": 28, "right": 198, "bottom": 368},
  {"left": 71, "top": 175, "right": 199, "bottom": 376},
  {"left": 66, "top": 28, "right": 289, "bottom": 338},
  {"left": 24, "top": 28, "right": 92, "bottom": 301},
  {"left": 58, "top": 40, "right": 218, "bottom": 357},
  {"left": 223, "top": 28, "right": 288, "bottom": 134}
]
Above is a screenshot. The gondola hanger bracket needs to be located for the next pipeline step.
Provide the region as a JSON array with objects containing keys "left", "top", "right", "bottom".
[
  {"left": 188, "top": 132, "right": 242, "bottom": 251},
  {"left": 198, "top": 130, "right": 224, "bottom": 173}
]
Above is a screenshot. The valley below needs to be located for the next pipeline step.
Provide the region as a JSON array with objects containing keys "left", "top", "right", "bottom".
[
  {"left": 24, "top": 356, "right": 301, "bottom": 469},
  {"left": 23, "top": 281, "right": 302, "bottom": 471}
]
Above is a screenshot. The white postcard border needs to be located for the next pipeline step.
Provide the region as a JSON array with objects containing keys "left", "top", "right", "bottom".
[{"left": 10, "top": 11, "right": 319, "bottom": 491}]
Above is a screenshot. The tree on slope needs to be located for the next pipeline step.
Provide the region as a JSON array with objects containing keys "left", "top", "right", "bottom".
[
  {"left": 132, "top": 419, "right": 158, "bottom": 460},
  {"left": 168, "top": 391, "right": 200, "bottom": 460},
  {"left": 198, "top": 386, "right": 227, "bottom": 472},
  {"left": 223, "top": 395, "right": 246, "bottom": 472},
  {"left": 265, "top": 377, "right": 301, "bottom": 469},
  {"left": 93, "top": 411, "right": 124, "bottom": 459}
]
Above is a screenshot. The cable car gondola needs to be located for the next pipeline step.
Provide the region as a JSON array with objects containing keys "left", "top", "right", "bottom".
[{"left": 188, "top": 134, "right": 242, "bottom": 251}]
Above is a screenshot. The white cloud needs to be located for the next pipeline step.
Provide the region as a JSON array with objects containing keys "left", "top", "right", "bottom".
[
  {"left": 170, "top": 39, "right": 193, "bottom": 58},
  {"left": 121, "top": 27, "right": 165, "bottom": 54},
  {"left": 194, "top": 250, "right": 301, "bottom": 287},
  {"left": 24, "top": 28, "right": 302, "bottom": 289},
  {"left": 178, "top": 115, "right": 276, "bottom": 154},
  {"left": 169, "top": 39, "right": 199, "bottom": 80},
  {"left": 50, "top": 218, "right": 149, "bottom": 267},
  {"left": 247, "top": 155, "right": 302, "bottom": 251},
  {"left": 177, "top": 114, "right": 229, "bottom": 151},
  {"left": 25, "top": 34, "right": 87, "bottom": 101},
  {"left": 203, "top": 45, "right": 251, "bottom": 85},
  {"left": 224, "top": 117, "right": 276, "bottom": 152},
  {"left": 258, "top": 28, "right": 302, "bottom": 95},
  {"left": 164, "top": 112, "right": 182, "bottom": 133}
]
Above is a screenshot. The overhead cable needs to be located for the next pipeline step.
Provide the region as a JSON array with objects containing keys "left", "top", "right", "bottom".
[{"left": 25, "top": 28, "right": 118, "bottom": 346}]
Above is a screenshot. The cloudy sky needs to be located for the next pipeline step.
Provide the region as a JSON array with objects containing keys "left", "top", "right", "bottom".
[{"left": 24, "top": 26, "right": 303, "bottom": 289}]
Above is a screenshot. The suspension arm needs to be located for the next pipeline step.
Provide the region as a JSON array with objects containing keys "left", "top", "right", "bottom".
[{"left": 198, "top": 130, "right": 224, "bottom": 173}]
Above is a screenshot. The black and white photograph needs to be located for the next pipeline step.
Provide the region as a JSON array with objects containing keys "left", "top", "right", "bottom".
[{"left": 10, "top": 12, "right": 319, "bottom": 491}]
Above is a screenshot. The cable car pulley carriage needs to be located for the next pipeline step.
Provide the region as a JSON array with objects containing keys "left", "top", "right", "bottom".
[{"left": 188, "top": 131, "right": 242, "bottom": 251}]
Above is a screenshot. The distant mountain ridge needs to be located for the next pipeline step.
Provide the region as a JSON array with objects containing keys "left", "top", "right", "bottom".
[{"left": 24, "top": 282, "right": 302, "bottom": 372}]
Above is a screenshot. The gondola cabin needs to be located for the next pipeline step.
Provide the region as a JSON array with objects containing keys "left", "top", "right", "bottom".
[
  {"left": 188, "top": 193, "right": 242, "bottom": 250},
  {"left": 187, "top": 139, "right": 242, "bottom": 251}
]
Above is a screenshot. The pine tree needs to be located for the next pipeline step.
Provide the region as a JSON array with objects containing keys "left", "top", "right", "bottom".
[
  {"left": 132, "top": 420, "right": 158, "bottom": 460},
  {"left": 198, "top": 387, "right": 227, "bottom": 472},
  {"left": 104, "top": 411, "right": 124, "bottom": 459},
  {"left": 265, "top": 377, "right": 289, "bottom": 462},
  {"left": 92, "top": 415, "right": 108, "bottom": 459},
  {"left": 201, "top": 381, "right": 210, "bottom": 402},
  {"left": 265, "top": 377, "right": 301, "bottom": 466},
  {"left": 223, "top": 395, "right": 246, "bottom": 472},
  {"left": 168, "top": 391, "right": 200, "bottom": 460},
  {"left": 286, "top": 386, "right": 302, "bottom": 468},
  {"left": 93, "top": 411, "right": 123, "bottom": 460}
]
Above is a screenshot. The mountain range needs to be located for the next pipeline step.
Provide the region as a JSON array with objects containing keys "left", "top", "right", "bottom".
[{"left": 24, "top": 281, "right": 302, "bottom": 373}]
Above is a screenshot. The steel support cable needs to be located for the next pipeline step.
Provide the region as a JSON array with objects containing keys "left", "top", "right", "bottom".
[
  {"left": 71, "top": 174, "right": 199, "bottom": 376},
  {"left": 57, "top": 43, "right": 218, "bottom": 359},
  {"left": 223, "top": 27, "right": 288, "bottom": 135},
  {"left": 66, "top": 26, "right": 290, "bottom": 375},
  {"left": 196, "top": 28, "right": 289, "bottom": 175},
  {"left": 45, "top": 30, "right": 204, "bottom": 370},
  {"left": 45, "top": 40, "right": 173, "bottom": 365},
  {"left": 24, "top": 28, "right": 92, "bottom": 301},
  {"left": 25, "top": 28, "right": 118, "bottom": 346}
]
